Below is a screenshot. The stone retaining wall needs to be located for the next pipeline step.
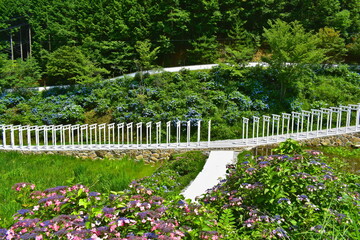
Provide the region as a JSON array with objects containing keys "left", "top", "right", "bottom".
[
  {"left": 301, "top": 132, "right": 360, "bottom": 147},
  {"left": 10, "top": 148, "right": 213, "bottom": 163}
]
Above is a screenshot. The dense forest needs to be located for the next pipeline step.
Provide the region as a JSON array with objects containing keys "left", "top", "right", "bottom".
[
  {"left": 0, "top": 0, "right": 360, "bottom": 135},
  {"left": 0, "top": 0, "right": 359, "bottom": 88}
]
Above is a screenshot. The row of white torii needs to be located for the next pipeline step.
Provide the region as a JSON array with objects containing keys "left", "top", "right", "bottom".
[
  {"left": 0, "top": 120, "right": 210, "bottom": 150},
  {"left": 0, "top": 103, "right": 359, "bottom": 150}
]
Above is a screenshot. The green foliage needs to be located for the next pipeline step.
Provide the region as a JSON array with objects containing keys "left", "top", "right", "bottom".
[
  {"left": 82, "top": 39, "right": 134, "bottom": 77},
  {"left": 317, "top": 27, "right": 347, "bottom": 63},
  {"left": 314, "top": 146, "right": 360, "bottom": 173},
  {"left": 274, "top": 139, "right": 303, "bottom": 155},
  {"left": 347, "top": 34, "right": 360, "bottom": 64},
  {"left": 300, "top": 65, "right": 360, "bottom": 108},
  {"left": 263, "top": 19, "right": 326, "bottom": 66},
  {"left": 0, "top": 64, "right": 358, "bottom": 139},
  {"left": 134, "top": 39, "right": 160, "bottom": 72},
  {"left": 201, "top": 147, "right": 360, "bottom": 239},
  {"left": 0, "top": 55, "right": 41, "bottom": 90},
  {"left": 223, "top": 21, "right": 259, "bottom": 66},
  {"left": 262, "top": 19, "right": 327, "bottom": 98},
  {"left": 217, "top": 209, "right": 239, "bottom": 238},
  {"left": 1, "top": 0, "right": 359, "bottom": 75},
  {"left": 187, "top": 35, "right": 220, "bottom": 64},
  {"left": 46, "top": 46, "right": 108, "bottom": 85},
  {"left": 327, "top": 10, "right": 352, "bottom": 37}
]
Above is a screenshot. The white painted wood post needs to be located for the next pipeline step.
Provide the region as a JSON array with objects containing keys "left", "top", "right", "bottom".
[
  {"left": 13, "top": 125, "right": 21, "bottom": 148},
  {"left": 242, "top": 117, "right": 249, "bottom": 145},
  {"left": 329, "top": 108, "right": 334, "bottom": 132},
  {"left": 36, "top": 126, "right": 43, "bottom": 149},
  {"left": 10, "top": 125, "right": 16, "bottom": 148},
  {"left": 197, "top": 120, "right": 201, "bottom": 147},
  {"left": 176, "top": 121, "right": 181, "bottom": 147},
  {"left": 357, "top": 104, "right": 360, "bottom": 131},
  {"left": 108, "top": 123, "right": 115, "bottom": 145},
  {"left": 1, "top": 125, "right": 6, "bottom": 147},
  {"left": 156, "top": 121, "right": 161, "bottom": 147},
  {"left": 311, "top": 110, "right": 321, "bottom": 137},
  {"left": 330, "top": 107, "right": 341, "bottom": 134},
  {"left": 71, "top": 125, "right": 75, "bottom": 147},
  {"left": 136, "top": 122, "right": 143, "bottom": 147},
  {"left": 80, "top": 124, "right": 88, "bottom": 147},
  {"left": 321, "top": 108, "right": 331, "bottom": 135},
  {"left": 20, "top": 126, "right": 28, "bottom": 148},
  {"left": 253, "top": 116, "right": 260, "bottom": 144},
  {"left": 59, "top": 125, "right": 63, "bottom": 146},
  {"left": 71, "top": 125, "right": 80, "bottom": 147},
  {"left": 85, "top": 124, "right": 89, "bottom": 145},
  {"left": 42, "top": 125, "right": 48, "bottom": 147},
  {"left": 51, "top": 125, "right": 56, "bottom": 146},
  {"left": 126, "top": 123, "right": 133, "bottom": 146},
  {"left": 44, "top": 125, "right": 53, "bottom": 148},
  {"left": 356, "top": 104, "right": 360, "bottom": 130},
  {"left": 54, "top": 125, "right": 62, "bottom": 146},
  {"left": 263, "top": 116, "right": 270, "bottom": 142},
  {"left": 207, "top": 120, "right": 211, "bottom": 147},
  {"left": 89, "top": 124, "right": 97, "bottom": 145},
  {"left": 349, "top": 104, "right": 360, "bottom": 131},
  {"left": 272, "top": 115, "right": 280, "bottom": 141},
  {"left": 62, "top": 125, "right": 71, "bottom": 146},
  {"left": 301, "top": 111, "right": 311, "bottom": 138},
  {"left": 282, "top": 113, "right": 291, "bottom": 137},
  {"left": 166, "top": 121, "right": 171, "bottom": 147},
  {"left": 28, "top": 126, "right": 36, "bottom": 148},
  {"left": 117, "top": 123, "right": 124, "bottom": 146},
  {"left": 340, "top": 106, "right": 351, "bottom": 132},
  {"left": 186, "top": 121, "right": 191, "bottom": 147},
  {"left": 0, "top": 125, "right": 3, "bottom": 147},
  {"left": 291, "top": 112, "right": 301, "bottom": 139},
  {"left": 98, "top": 123, "right": 106, "bottom": 145},
  {"left": 18, "top": 125, "right": 23, "bottom": 147},
  {"left": 146, "top": 122, "right": 152, "bottom": 146},
  {"left": 345, "top": 106, "right": 351, "bottom": 131}
]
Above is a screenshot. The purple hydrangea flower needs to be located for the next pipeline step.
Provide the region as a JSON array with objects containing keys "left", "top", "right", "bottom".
[
  {"left": 17, "top": 209, "right": 30, "bottom": 215},
  {"left": 297, "top": 194, "right": 309, "bottom": 202},
  {"left": 278, "top": 198, "right": 291, "bottom": 204},
  {"left": 89, "top": 191, "right": 100, "bottom": 197},
  {"left": 259, "top": 161, "right": 269, "bottom": 167}
]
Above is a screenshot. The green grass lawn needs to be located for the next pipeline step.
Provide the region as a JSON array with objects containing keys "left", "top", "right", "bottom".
[{"left": 0, "top": 151, "right": 159, "bottom": 228}]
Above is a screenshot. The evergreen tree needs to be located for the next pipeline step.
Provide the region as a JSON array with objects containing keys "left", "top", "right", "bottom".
[
  {"left": 262, "top": 19, "right": 327, "bottom": 98},
  {"left": 46, "top": 46, "right": 108, "bottom": 85}
]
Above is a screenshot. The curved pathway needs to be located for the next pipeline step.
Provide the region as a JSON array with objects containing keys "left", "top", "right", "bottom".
[
  {"left": 181, "top": 151, "right": 236, "bottom": 201},
  {"left": 24, "top": 63, "right": 268, "bottom": 92}
]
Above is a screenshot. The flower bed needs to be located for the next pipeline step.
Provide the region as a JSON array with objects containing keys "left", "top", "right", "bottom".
[{"left": 1, "top": 146, "right": 359, "bottom": 239}]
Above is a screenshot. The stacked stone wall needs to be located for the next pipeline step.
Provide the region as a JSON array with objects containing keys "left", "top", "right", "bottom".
[{"left": 252, "top": 133, "right": 360, "bottom": 153}]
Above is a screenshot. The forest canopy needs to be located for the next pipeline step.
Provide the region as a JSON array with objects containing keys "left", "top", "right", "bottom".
[{"left": 0, "top": 0, "right": 359, "bottom": 86}]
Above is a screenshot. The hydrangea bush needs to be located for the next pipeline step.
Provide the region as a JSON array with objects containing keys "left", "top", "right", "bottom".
[
  {"left": 2, "top": 179, "right": 221, "bottom": 239},
  {"left": 199, "top": 150, "right": 360, "bottom": 239}
]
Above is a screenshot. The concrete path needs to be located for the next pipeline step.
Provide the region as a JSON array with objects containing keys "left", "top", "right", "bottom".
[{"left": 181, "top": 151, "right": 235, "bottom": 201}]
